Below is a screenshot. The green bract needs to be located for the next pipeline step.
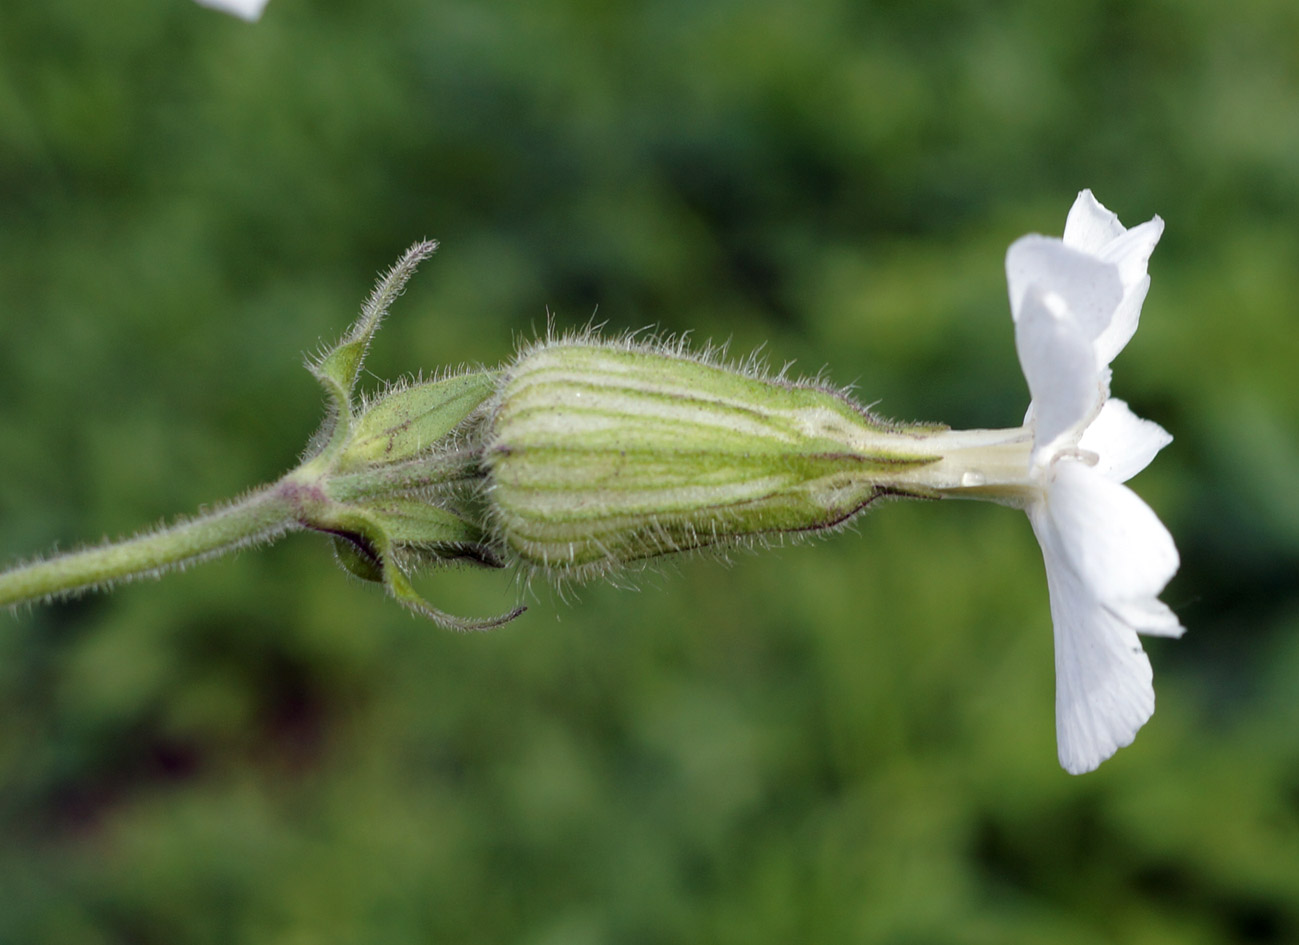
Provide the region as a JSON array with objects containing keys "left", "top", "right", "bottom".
[
  {"left": 292, "top": 241, "right": 520, "bottom": 630},
  {"left": 342, "top": 372, "right": 496, "bottom": 468}
]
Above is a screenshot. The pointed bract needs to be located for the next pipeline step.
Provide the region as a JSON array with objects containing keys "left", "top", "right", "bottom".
[
  {"left": 304, "top": 242, "right": 440, "bottom": 466},
  {"left": 313, "top": 240, "right": 439, "bottom": 402}
]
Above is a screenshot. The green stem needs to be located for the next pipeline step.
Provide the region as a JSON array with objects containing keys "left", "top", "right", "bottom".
[{"left": 0, "top": 483, "right": 303, "bottom": 609}]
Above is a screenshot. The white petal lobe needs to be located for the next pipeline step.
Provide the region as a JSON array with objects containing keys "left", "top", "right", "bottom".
[
  {"left": 1107, "top": 597, "right": 1185, "bottom": 638},
  {"left": 1078, "top": 399, "right": 1173, "bottom": 483},
  {"left": 1062, "top": 189, "right": 1127, "bottom": 255},
  {"left": 1092, "top": 277, "right": 1150, "bottom": 368},
  {"left": 1044, "top": 461, "right": 1179, "bottom": 604},
  {"left": 1005, "top": 236, "right": 1125, "bottom": 343},
  {"left": 1030, "top": 504, "right": 1157, "bottom": 774},
  {"left": 1091, "top": 218, "right": 1163, "bottom": 366},
  {"left": 1096, "top": 218, "right": 1164, "bottom": 282},
  {"left": 1015, "top": 288, "right": 1102, "bottom": 457}
]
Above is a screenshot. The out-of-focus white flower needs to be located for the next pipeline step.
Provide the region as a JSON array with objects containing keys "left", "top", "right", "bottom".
[
  {"left": 1007, "top": 190, "right": 1182, "bottom": 774},
  {"left": 193, "top": 0, "right": 269, "bottom": 22}
]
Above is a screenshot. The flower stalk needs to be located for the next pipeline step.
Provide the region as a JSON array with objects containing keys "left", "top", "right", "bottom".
[{"left": 0, "top": 485, "right": 301, "bottom": 608}]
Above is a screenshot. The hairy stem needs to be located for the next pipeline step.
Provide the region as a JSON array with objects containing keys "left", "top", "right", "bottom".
[{"left": 0, "top": 484, "right": 304, "bottom": 609}]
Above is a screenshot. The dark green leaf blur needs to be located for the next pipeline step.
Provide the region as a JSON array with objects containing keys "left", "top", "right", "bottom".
[{"left": 2, "top": 0, "right": 1297, "bottom": 942}]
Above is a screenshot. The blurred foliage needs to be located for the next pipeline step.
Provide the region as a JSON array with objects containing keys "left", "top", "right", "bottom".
[{"left": 2, "top": 0, "right": 1298, "bottom": 942}]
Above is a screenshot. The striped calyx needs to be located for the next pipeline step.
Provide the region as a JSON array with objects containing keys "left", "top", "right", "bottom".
[{"left": 486, "top": 341, "right": 942, "bottom": 578}]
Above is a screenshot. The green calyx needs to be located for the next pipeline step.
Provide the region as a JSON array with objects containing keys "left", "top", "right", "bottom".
[{"left": 486, "top": 341, "right": 942, "bottom": 580}]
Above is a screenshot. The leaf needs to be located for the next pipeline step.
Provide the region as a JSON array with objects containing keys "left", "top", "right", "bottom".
[
  {"left": 321, "top": 505, "right": 523, "bottom": 631},
  {"left": 303, "top": 241, "right": 440, "bottom": 463},
  {"left": 361, "top": 495, "right": 487, "bottom": 545},
  {"left": 332, "top": 533, "right": 384, "bottom": 583},
  {"left": 343, "top": 370, "right": 496, "bottom": 466}
]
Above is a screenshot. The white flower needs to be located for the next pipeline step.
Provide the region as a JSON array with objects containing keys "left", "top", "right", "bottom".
[
  {"left": 1007, "top": 190, "right": 1182, "bottom": 774},
  {"left": 193, "top": 0, "right": 269, "bottom": 21}
]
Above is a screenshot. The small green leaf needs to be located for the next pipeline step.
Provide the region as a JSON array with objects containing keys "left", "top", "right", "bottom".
[
  {"left": 311, "top": 339, "right": 369, "bottom": 399},
  {"left": 361, "top": 496, "right": 489, "bottom": 547},
  {"left": 384, "top": 557, "right": 524, "bottom": 632},
  {"left": 332, "top": 533, "right": 384, "bottom": 583},
  {"left": 317, "top": 505, "right": 521, "bottom": 630},
  {"left": 326, "top": 240, "right": 438, "bottom": 397},
  {"left": 329, "top": 502, "right": 499, "bottom": 582},
  {"left": 343, "top": 371, "right": 496, "bottom": 466},
  {"left": 303, "top": 241, "right": 441, "bottom": 464}
]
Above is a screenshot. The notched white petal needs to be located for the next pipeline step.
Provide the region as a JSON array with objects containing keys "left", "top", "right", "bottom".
[
  {"left": 1006, "top": 236, "right": 1125, "bottom": 343},
  {"left": 1031, "top": 506, "right": 1157, "bottom": 775},
  {"left": 1045, "top": 461, "right": 1179, "bottom": 604},
  {"left": 1097, "top": 217, "right": 1164, "bottom": 283},
  {"left": 1091, "top": 218, "right": 1162, "bottom": 366},
  {"left": 1078, "top": 399, "right": 1173, "bottom": 483},
  {"left": 1017, "top": 190, "right": 1177, "bottom": 774},
  {"left": 1107, "top": 597, "right": 1185, "bottom": 639}
]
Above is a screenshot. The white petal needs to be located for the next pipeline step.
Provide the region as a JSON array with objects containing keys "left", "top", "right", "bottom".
[
  {"left": 1107, "top": 597, "right": 1185, "bottom": 639},
  {"left": 1095, "top": 217, "right": 1164, "bottom": 284},
  {"left": 1062, "top": 189, "right": 1127, "bottom": 255},
  {"left": 1006, "top": 236, "right": 1125, "bottom": 344},
  {"left": 1092, "top": 219, "right": 1163, "bottom": 367},
  {"left": 193, "top": 0, "right": 269, "bottom": 20},
  {"left": 1092, "top": 277, "right": 1149, "bottom": 369},
  {"left": 1032, "top": 502, "right": 1157, "bottom": 774},
  {"left": 1043, "top": 461, "right": 1180, "bottom": 609},
  {"left": 1015, "top": 286, "right": 1103, "bottom": 456},
  {"left": 1078, "top": 399, "right": 1173, "bottom": 483}
]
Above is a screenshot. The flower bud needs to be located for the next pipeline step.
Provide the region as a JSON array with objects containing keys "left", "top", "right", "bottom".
[{"left": 485, "top": 340, "right": 941, "bottom": 579}]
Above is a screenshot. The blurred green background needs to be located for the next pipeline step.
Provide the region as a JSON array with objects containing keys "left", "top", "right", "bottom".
[{"left": 2, "top": 0, "right": 1298, "bottom": 942}]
